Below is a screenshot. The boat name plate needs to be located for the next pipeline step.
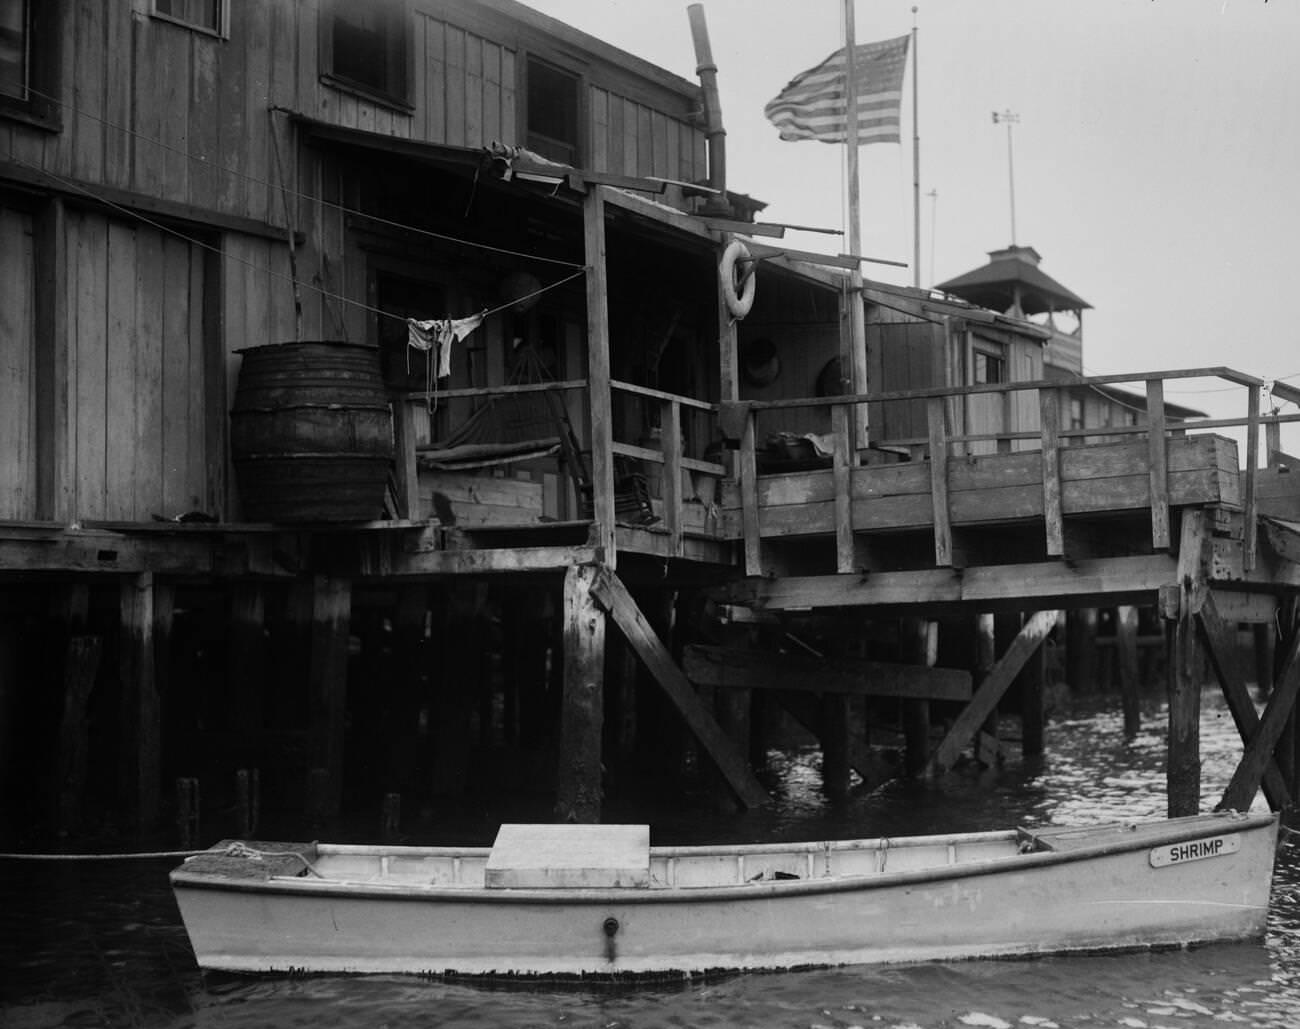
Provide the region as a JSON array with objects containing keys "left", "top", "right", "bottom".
[{"left": 1148, "top": 833, "right": 1240, "bottom": 869}]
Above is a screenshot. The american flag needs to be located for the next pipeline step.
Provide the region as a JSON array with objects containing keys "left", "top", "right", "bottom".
[{"left": 764, "top": 34, "right": 910, "bottom": 145}]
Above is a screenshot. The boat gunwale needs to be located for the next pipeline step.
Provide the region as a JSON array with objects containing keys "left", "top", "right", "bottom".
[{"left": 169, "top": 811, "right": 1277, "bottom": 905}]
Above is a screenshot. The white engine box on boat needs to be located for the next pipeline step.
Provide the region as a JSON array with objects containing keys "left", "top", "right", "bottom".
[{"left": 485, "top": 823, "right": 651, "bottom": 889}]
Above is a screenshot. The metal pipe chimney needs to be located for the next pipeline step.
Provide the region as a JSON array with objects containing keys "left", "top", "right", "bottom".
[{"left": 686, "top": 4, "right": 729, "bottom": 213}]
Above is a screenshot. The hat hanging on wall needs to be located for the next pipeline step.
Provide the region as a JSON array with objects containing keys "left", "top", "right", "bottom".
[{"left": 740, "top": 337, "right": 781, "bottom": 387}]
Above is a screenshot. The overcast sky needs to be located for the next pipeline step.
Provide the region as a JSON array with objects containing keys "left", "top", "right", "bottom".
[{"left": 521, "top": 0, "right": 1300, "bottom": 452}]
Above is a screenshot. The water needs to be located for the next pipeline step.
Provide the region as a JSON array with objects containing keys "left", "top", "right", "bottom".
[{"left": 3, "top": 690, "right": 1299, "bottom": 1029}]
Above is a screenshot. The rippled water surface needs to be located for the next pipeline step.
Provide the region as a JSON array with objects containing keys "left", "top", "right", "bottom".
[{"left": 3, "top": 690, "right": 1298, "bottom": 1029}]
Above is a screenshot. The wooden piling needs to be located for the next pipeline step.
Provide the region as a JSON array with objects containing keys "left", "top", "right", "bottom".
[
  {"left": 176, "top": 777, "right": 199, "bottom": 848},
  {"left": 119, "top": 572, "right": 161, "bottom": 830},
  {"left": 236, "top": 768, "right": 260, "bottom": 838},
  {"left": 229, "top": 584, "right": 267, "bottom": 739},
  {"left": 1166, "top": 511, "right": 1208, "bottom": 817},
  {"left": 382, "top": 792, "right": 401, "bottom": 841},
  {"left": 901, "top": 616, "right": 934, "bottom": 775},
  {"left": 56, "top": 635, "right": 102, "bottom": 838},
  {"left": 556, "top": 564, "right": 605, "bottom": 823},
  {"left": 1116, "top": 605, "right": 1142, "bottom": 737},
  {"left": 307, "top": 575, "right": 352, "bottom": 822},
  {"left": 1065, "top": 607, "right": 1099, "bottom": 693}
]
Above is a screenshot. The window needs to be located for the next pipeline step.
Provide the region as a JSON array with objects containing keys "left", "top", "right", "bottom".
[
  {"left": 152, "top": 0, "right": 227, "bottom": 36},
  {"left": 324, "top": 1, "right": 411, "bottom": 109},
  {"left": 526, "top": 56, "right": 580, "bottom": 165},
  {"left": 0, "top": 0, "right": 58, "bottom": 128},
  {"left": 1068, "top": 397, "right": 1084, "bottom": 430},
  {"left": 972, "top": 344, "right": 1005, "bottom": 385}
]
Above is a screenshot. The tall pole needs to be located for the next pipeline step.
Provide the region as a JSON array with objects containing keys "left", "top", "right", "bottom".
[
  {"left": 992, "top": 109, "right": 1019, "bottom": 245},
  {"left": 843, "top": 0, "right": 869, "bottom": 450},
  {"left": 911, "top": 7, "right": 920, "bottom": 287}
]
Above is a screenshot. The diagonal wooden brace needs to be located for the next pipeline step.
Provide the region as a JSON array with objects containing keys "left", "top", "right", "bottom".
[
  {"left": 1197, "top": 593, "right": 1291, "bottom": 811},
  {"left": 1216, "top": 607, "right": 1300, "bottom": 813},
  {"left": 589, "top": 568, "right": 769, "bottom": 809},
  {"left": 924, "top": 609, "right": 1059, "bottom": 776}
]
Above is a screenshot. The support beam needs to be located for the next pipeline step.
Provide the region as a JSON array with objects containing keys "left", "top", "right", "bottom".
[
  {"left": 723, "top": 554, "right": 1177, "bottom": 612},
  {"left": 556, "top": 564, "right": 606, "bottom": 822},
  {"left": 682, "top": 644, "right": 971, "bottom": 700},
  {"left": 774, "top": 691, "right": 895, "bottom": 788},
  {"left": 590, "top": 569, "right": 768, "bottom": 808},
  {"left": 924, "top": 610, "right": 1058, "bottom": 775},
  {"left": 1217, "top": 612, "right": 1300, "bottom": 813},
  {"left": 1116, "top": 604, "right": 1141, "bottom": 738},
  {"left": 1039, "top": 387, "right": 1064, "bottom": 557},
  {"left": 927, "top": 397, "right": 952, "bottom": 567},
  {"left": 1198, "top": 593, "right": 1291, "bottom": 810}
]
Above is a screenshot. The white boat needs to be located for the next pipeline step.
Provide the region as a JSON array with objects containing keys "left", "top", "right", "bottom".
[{"left": 171, "top": 810, "right": 1279, "bottom": 978}]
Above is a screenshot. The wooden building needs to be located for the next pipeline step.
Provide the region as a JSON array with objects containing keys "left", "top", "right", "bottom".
[{"left": 3, "top": 0, "right": 1300, "bottom": 845}]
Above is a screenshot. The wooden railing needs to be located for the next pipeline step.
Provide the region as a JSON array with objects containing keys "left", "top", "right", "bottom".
[
  {"left": 734, "top": 367, "right": 1277, "bottom": 572},
  {"left": 391, "top": 367, "right": 1300, "bottom": 574}
]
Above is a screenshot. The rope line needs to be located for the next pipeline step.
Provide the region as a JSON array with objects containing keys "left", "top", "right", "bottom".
[
  {"left": 0, "top": 77, "right": 584, "bottom": 270},
  {"left": 6, "top": 154, "right": 587, "bottom": 329}
]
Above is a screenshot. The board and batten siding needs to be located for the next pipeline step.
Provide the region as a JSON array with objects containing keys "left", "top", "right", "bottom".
[
  {"left": 0, "top": 204, "right": 37, "bottom": 520},
  {"left": 65, "top": 211, "right": 212, "bottom": 522}
]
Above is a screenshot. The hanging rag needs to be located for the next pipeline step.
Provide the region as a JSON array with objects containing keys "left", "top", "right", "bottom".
[{"left": 406, "top": 313, "right": 486, "bottom": 379}]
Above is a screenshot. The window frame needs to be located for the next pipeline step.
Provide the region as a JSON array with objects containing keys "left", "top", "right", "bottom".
[
  {"left": 149, "top": 0, "right": 229, "bottom": 39},
  {"left": 523, "top": 52, "right": 583, "bottom": 166},
  {"left": 971, "top": 340, "right": 1006, "bottom": 386},
  {"left": 320, "top": 0, "right": 414, "bottom": 114},
  {"left": 0, "top": 0, "right": 61, "bottom": 132}
]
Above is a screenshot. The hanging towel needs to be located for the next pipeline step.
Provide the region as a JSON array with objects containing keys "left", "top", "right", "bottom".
[{"left": 406, "top": 313, "right": 486, "bottom": 378}]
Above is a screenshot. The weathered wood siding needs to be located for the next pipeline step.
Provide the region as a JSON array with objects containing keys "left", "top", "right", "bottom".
[
  {"left": 65, "top": 211, "right": 211, "bottom": 521},
  {"left": 0, "top": 203, "right": 37, "bottom": 520}
]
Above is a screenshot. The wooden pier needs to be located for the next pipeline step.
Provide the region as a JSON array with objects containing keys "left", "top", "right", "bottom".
[{"left": 3, "top": 0, "right": 1300, "bottom": 843}]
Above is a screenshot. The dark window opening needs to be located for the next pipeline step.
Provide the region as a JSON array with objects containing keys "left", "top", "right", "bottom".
[
  {"left": 152, "top": 0, "right": 225, "bottom": 35},
  {"left": 526, "top": 57, "right": 579, "bottom": 165},
  {"left": 326, "top": 2, "right": 409, "bottom": 107},
  {"left": 0, "top": 0, "right": 58, "bottom": 128},
  {"left": 973, "top": 349, "right": 1005, "bottom": 385}
]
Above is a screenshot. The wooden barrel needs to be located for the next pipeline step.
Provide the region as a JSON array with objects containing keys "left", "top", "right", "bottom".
[{"left": 230, "top": 342, "right": 394, "bottom": 523}]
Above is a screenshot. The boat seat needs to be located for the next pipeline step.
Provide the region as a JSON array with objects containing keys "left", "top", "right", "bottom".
[{"left": 484, "top": 823, "right": 651, "bottom": 889}]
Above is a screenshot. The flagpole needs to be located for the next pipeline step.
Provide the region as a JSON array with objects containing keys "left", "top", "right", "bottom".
[
  {"left": 842, "top": 0, "right": 869, "bottom": 452},
  {"left": 911, "top": 7, "right": 920, "bottom": 287}
]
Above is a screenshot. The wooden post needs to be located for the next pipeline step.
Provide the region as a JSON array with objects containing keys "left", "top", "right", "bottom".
[
  {"left": 1166, "top": 510, "right": 1209, "bottom": 817},
  {"left": 119, "top": 572, "right": 160, "bottom": 830},
  {"left": 1020, "top": 618, "right": 1048, "bottom": 759},
  {"left": 1243, "top": 384, "right": 1260, "bottom": 572},
  {"left": 56, "top": 636, "right": 102, "bottom": 839},
  {"left": 235, "top": 768, "right": 260, "bottom": 838},
  {"left": 584, "top": 189, "right": 617, "bottom": 567},
  {"left": 230, "top": 584, "right": 266, "bottom": 739},
  {"left": 308, "top": 575, "right": 352, "bottom": 823},
  {"left": 175, "top": 777, "right": 200, "bottom": 848},
  {"left": 740, "top": 406, "right": 762, "bottom": 575},
  {"left": 1039, "top": 386, "right": 1064, "bottom": 557},
  {"left": 661, "top": 398, "right": 684, "bottom": 556},
  {"left": 1116, "top": 604, "right": 1142, "bottom": 737},
  {"left": 833, "top": 403, "right": 854, "bottom": 572},
  {"left": 382, "top": 792, "right": 401, "bottom": 841},
  {"left": 391, "top": 397, "right": 421, "bottom": 519},
  {"left": 1145, "top": 378, "right": 1170, "bottom": 551},
  {"left": 556, "top": 564, "right": 606, "bottom": 823},
  {"left": 821, "top": 693, "right": 851, "bottom": 798},
  {"left": 927, "top": 396, "right": 952, "bottom": 567},
  {"left": 1066, "top": 607, "right": 1099, "bottom": 694},
  {"left": 901, "top": 617, "right": 934, "bottom": 776}
]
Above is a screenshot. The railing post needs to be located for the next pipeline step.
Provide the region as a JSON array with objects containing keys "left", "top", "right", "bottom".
[
  {"left": 661, "top": 398, "right": 683, "bottom": 556},
  {"left": 1145, "top": 378, "right": 1170, "bottom": 551},
  {"left": 1245, "top": 384, "right": 1260, "bottom": 571},
  {"left": 833, "top": 402, "right": 854, "bottom": 572},
  {"left": 391, "top": 396, "right": 420, "bottom": 520},
  {"left": 1039, "top": 386, "right": 1064, "bottom": 557},
  {"left": 740, "top": 405, "right": 761, "bottom": 575},
  {"left": 927, "top": 395, "right": 952, "bottom": 567}
]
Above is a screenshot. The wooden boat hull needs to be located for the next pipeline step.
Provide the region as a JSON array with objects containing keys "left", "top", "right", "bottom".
[{"left": 170, "top": 812, "right": 1278, "bottom": 977}]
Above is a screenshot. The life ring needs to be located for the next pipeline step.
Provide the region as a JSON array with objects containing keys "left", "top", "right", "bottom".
[{"left": 719, "top": 239, "right": 757, "bottom": 319}]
